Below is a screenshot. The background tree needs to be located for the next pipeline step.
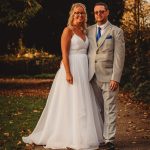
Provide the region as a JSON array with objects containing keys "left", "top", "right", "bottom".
[
  {"left": 121, "top": 0, "right": 150, "bottom": 101},
  {"left": 0, "top": 0, "right": 124, "bottom": 55},
  {"left": 0, "top": 0, "right": 42, "bottom": 54}
]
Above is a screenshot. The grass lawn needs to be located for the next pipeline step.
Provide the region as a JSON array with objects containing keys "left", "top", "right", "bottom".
[{"left": 0, "top": 96, "right": 47, "bottom": 149}]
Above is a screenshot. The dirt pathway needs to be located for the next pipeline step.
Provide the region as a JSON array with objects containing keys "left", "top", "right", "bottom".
[{"left": 0, "top": 78, "right": 150, "bottom": 150}]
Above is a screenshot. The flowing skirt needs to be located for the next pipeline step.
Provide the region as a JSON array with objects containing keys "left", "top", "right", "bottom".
[{"left": 22, "top": 53, "right": 104, "bottom": 149}]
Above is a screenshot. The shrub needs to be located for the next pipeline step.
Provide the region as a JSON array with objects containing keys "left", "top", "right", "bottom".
[
  {"left": 134, "top": 80, "right": 150, "bottom": 102},
  {"left": 0, "top": 54, "right": 61, "bottom": 76}
]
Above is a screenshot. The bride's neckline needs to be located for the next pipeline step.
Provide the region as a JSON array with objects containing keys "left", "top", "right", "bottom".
[
  {"left": 73, "top": 33, "right": 87, "bottom": 42},
  {"left": 71, "top": 25, "right": 86, "bottom": 42}
]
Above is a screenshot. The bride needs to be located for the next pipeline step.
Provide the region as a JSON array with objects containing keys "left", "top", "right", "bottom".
[{"left": 22, "top": 3, "right": 104, "bottom": 150}]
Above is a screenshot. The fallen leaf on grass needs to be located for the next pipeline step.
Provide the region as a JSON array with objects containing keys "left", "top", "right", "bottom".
[
  {"left": 9, "top": 121, "right": 13, "bottom": 124},
  {"left": 142, "top": 135, "right": 150, "bottom": 139},
  {"left": 143, "top": 114, "right": 149, "bottom": 119},
  {"left": 4, "top": 132, "right": 9, "bottom": 136},
  {"left": 27, "top": 129, "right": 32, "bottom": 134},
  {"left": 131, "top": 141, "right": 136, "bottom": 144},
  {"left": 136, "top": 128, "right": 145, "bottom": 132},
  {"left": 126, "top": 102, "right": 131, "bottom": 106},
  {"left": 128, "top": 121, "right": 133, "bottom": 124},
  {"left": 141, "top": 118, "right": 146, "bottom": 121},
  {"left": 33, "top": 109, "right": 40, "bottom": 113},
  {"left": 14, "top": 111, "right": 22, "bottom": 116},
  {"left": 17, "top": 140, "right": 22, "bottom": 145}
]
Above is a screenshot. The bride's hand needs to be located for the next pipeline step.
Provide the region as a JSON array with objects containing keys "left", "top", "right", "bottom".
[{"left": 66, "top": 72, "right": 73, "bottom": 84}]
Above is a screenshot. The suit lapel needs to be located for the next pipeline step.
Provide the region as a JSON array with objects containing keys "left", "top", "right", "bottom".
[
  {"left": 91, "top": 24, "right": 97, "bottom": 49},
  {"left": 97, "top": 22, "right": 112, "bottom": 49}
]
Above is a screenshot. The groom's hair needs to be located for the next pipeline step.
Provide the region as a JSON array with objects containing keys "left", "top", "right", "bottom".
[{"left": 94, "top": 2, "right": 109, "bottom": 10}]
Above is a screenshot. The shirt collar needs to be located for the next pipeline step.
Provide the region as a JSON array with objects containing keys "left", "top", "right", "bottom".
[{"left": 97, "top": 20, "right": 109, "bottom": 30}]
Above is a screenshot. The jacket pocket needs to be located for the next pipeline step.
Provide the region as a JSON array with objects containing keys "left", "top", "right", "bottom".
[{"left": 103, "top": 39, "right": 113, "bottom": 50}]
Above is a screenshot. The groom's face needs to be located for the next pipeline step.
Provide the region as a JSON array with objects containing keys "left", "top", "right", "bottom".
[{"left": 94, "top": 5, "right": 109, "bottom": 24}]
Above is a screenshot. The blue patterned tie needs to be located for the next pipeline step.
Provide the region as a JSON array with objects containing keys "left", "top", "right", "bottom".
[{"left": 96, "top": 27, "right": 101, "bottom": 42}]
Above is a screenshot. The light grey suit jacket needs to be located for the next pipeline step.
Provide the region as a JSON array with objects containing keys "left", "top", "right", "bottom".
[{"left": 87, "top": 21, "right": 125, "bottom": 83}]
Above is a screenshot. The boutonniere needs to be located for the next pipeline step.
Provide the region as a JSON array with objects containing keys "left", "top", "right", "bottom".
[{"left": 106, "top": 35, "right": 113, "bottom": 39}]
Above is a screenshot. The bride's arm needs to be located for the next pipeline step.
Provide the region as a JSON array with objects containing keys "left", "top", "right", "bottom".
[{"left": 61, "top": 27, "right": 73, "bottom": 84}]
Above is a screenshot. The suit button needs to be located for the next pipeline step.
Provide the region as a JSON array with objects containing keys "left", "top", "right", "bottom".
[{"left": 95, "top": 60, "right": 97, "bottom": 63}]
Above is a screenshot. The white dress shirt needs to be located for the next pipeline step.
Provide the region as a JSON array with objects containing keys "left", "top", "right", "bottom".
[{"left": 96, "top": 20, "right": 109, "bottom": 36}]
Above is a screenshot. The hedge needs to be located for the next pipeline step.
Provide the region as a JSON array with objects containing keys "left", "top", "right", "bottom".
[{"left": 0, "top": 55, "right": 61, "bottom": 76}]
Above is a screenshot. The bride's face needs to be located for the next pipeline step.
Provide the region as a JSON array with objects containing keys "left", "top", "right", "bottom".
[{"left": 73, "top": 6, "right": 85, "bottom": 25}]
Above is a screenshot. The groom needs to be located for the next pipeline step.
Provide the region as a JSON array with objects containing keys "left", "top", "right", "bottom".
[{"left": 87, "top": 2, "right": 125, "bottom": 150}]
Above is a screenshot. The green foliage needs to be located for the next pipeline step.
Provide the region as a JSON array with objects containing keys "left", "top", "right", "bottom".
[
  {"left": 134, "top": 81, "right": 150, "bottom": 102},
  {"left": 0, "top": 54, "right": 61, "bottom": 76},
  {"left": 0, "top": 0, "right": 42, "bottom": 28},
  {"left": 122, "top": 82, "right": 135, "bottom": 92}
]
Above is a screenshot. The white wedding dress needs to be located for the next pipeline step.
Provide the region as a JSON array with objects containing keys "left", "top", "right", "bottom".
[{"left": 22, "top": 34, "right": 104, "bottom": 149}]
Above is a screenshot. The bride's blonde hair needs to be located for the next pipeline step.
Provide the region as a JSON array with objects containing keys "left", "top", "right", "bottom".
[{"left": 67, "top": 3, "right": 87, "bottom": 33}]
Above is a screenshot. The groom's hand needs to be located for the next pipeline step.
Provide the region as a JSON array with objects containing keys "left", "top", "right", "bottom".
[{"left": 109, "top": 80, "right": 119, "bottom": 91}]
